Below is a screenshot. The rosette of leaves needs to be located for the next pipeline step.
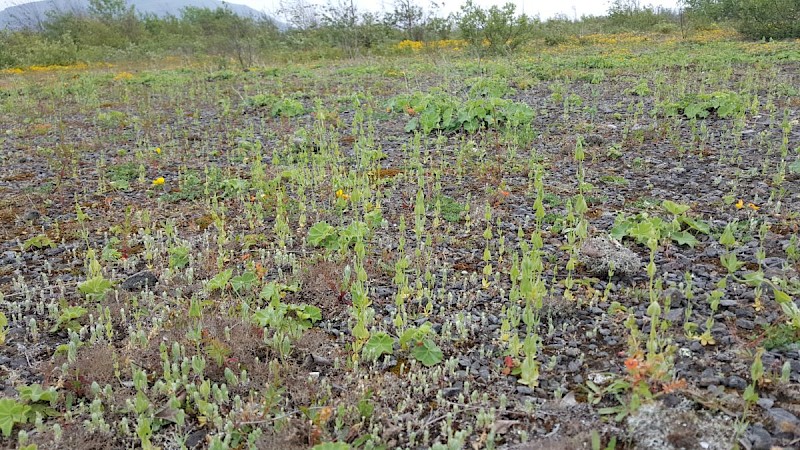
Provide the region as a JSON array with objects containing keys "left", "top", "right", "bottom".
[
  {"left": 660, "top": 91, "right": 744, "bottom": 120},
  {"left": 611, "top": 200, "right": 710, "bottom": 249}
]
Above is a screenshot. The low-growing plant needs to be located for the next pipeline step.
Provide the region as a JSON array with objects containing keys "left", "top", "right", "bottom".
[
  {"left": 660, "top": 91, "right": 744, "bottom": 120},
  {"left": 387, "top": 91, "right": 534, "bottom": 134},
  {"left": 22, "top": 234, "right": 55, "bottom": 250}
]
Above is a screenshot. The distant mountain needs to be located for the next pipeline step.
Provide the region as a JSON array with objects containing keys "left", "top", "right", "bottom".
[{"left": 0, "top": 0, "right": 279, "bottom": 30}]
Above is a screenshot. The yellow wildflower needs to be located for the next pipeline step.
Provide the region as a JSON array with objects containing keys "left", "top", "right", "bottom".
[
  {"left": 336, "top": 189, "right": 350, "bottom": 200},
  {"left": 747, "top": 202, "right": 760, "bottom": 211},
  {"left": 152, "top": 177, "right": 165, "bottom": 186},
  {"left": 735, "top": 199, "right": 744, "bottom": 209},
  {"left": 154, "top": 147, "right": 162, "bottom": 155}
]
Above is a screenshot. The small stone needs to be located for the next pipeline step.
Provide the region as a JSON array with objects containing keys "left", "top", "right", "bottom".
[
  {"left": 736, "top": 319, "right": 755, "bottom": 330},
  {"left": 442, "top": 386, "right": 462, "bottom": 398},
  {"left": 516, "top": 386, "right": 534, "bottom": 395},
  {"left": 665, "top": 308, "right": 685, "bottom": 322},
  {"left": 768, "top": 408, "right": 800, "bottom": 434},
  {"left": 567, "top": 360, "right": 581, "bottom": 373},
  {"left": 748, "top": 425, "right": 773, "bottom": 450},
  {"left": 724, "top": 375, "right": 747, "bottom": 390},
  {"left": 584, "top": 134, "right": 606, "bottom": 146},
  {"left": 22, "top": 210, "right": 41, "bottom": 222},
  {"left": 186, "top": 429, "right": 208, "bottom": 448},
  {"left": 757, "top": 398, "right": 775, "bottom": 410},
  {"left": 565, "top": 347, "right": 580, "bottom": 357},
  {"left": 699, "top": 377, "right": 722, "bottom": 388},
  {"left": 121, "top": 271, "right": 159, "bottom": 291}
]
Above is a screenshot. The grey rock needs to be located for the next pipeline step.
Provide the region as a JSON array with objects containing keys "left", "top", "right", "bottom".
[
  {"left": 767, "top": 408, "right": 800, "bottom": 434},
  {"left": 121, "top": 271, "right": 158, "bottom": 291},
  {"left": 724, "top": 375, "right": 747, "bottom": 390},
  {"left": 584, "top": 134, "right": 605, "bottom": 146},
  {"left": 735, "top": 319, "right": 755, "bottom": 330},
  {"left": 22, "top": 210, "right": 40, "bottom": 222},
  {"left": 516, "top": 386, "right": 534, "bottom": 395},
  {"left": 665, "top": 308, "right": 685, "bottom": 322},
  {"left": 442, "top": 385, "right": 462, "bottom": 398},
  {"left": 757, "top": 398, "right": 775, "bottom": 410},
  {"left": 567, "top": 360, "right": 581, "bottom": 373},
  {"left": 748, "top": 425, "right": 773, "bottom": 450}
]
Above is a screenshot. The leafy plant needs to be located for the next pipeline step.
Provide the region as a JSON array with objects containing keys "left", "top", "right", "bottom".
[
  {"left": 230, "top": 271, "right": 258, "bottom": 294},
  {"left": 23, "top": 235, "right": 55, "bottom": 250},
  {"left": 363, "top": 332, "right": 395, "bottom": 361},
  {"left": 78, "top": 276, "right": 113, "bottom": 301},
  {"left": 168, "top": 245, "right": 190, "bottom": 269},
  {"left": 387, "top": 91, "right": 534, "bottom": 134},
  {"left": 611, "top": 200, "right": 710, "bottom": 248},
  {"left": 0, "top": 398, "right": 30, "bottom": 437},
  {"left": 206, "top": 269, "right": 233, "bottom": 292},
  {"left": 660, "top": 91, "right": 744, "bottom": 120},
  {"left": 247, "top": 94, "right": 305, "bottom": 117},
  {"left": 51, "top": 305, "right": 87, "bottom": 332}
]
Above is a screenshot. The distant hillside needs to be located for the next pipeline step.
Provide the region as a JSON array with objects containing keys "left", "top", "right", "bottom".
[{"left": 0, "top": 0, "right": 279, "bottom": 30}]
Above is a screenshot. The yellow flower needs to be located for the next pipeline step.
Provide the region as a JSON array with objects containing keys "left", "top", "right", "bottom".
[
  {"left": 154, "top": 147, "right": 162, "bottom": 155},
  {"left": 152, "top": 177, "right": 165, "bottom": 186},
  {"left": 747, "top": 202, "right": 760, "bottom": 211},
  {"left": 335, "top": 189, "right": 349, "bottom": 200},
  {"left": 735, "top": 199, "right": 744, "bottom": 209}
]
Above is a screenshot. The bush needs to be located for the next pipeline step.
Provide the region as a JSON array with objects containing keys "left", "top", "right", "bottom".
[
  {"left": 686, "top": 0, "right": 800, "bottom": 39},
  {"left": 456, "top": 0, "right": 534, "bottom": 56},
  {"left": 735, "top": 0, "right": 800, "bottom": 39}
]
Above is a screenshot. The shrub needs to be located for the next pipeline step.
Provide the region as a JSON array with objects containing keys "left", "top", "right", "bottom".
[{"left": 456, "top": 0, "right": 534, "bottom": 56}]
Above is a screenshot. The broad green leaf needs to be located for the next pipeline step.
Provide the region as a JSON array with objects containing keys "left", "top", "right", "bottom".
[
  {"left": 742, "top": 271, "right": 766, "bottom": 287},
  {"left": 292, "top": 304, "right": 322, "bottom": 324},
  {"left": 773, "top": 288, "right": 792, "bottom": 304},
  {"left": 78, "top": 276, "right": 112, "bottom": 301},
  {"left": 207, "top": 269, "right": 233, "bottom": 292},
  {"left": 23, "top": 235, "right": 55, "bottom": 250},
  {"left": 363, "top": 332, "right": 395, "bottom": 361},
  {"left": 670, "top": 230, "right": 699, "bottom": 248},
  {"left": 662, "top": 200, "right": 690, "bottom": 216},
  {"left": 680, "top": 216, "right": 710, "bottom": 234},
  {"left": 308, "top": 222, "right": 336, "bottom": 247},
  {"left": 411, "top": 339, "right": 443, "bottom": 367},
  {"left": 719, "top": 223, "right": 737, "bottom": 248},
  {"left": 230, "top": 271, "right": 258, "bottom": 293},
  {"left": 19, "top": 384, "right": 56, "bottom": 403},
  {"left": 610, "top": 220, "right": 633, "bottom": 241},
  {"left": 260, "top": 282, "right": 281, "bottom": 303},
  {"left": 168, "top": 246, "right": 190, "bottom": 269},
  {"left": 0, "top": 398, "right": 30, "bottom": 437}
]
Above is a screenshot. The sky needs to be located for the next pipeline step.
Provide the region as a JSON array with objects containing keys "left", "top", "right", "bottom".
[{"left": 0, "top": 0, "right": 682, "bottom": 21}]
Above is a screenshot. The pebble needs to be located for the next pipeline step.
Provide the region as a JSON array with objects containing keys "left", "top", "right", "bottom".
[
  {"left": 516, "top": 386, "right": 534, "bottom": 395},
  {"left": 724, "top": 375, "right": 747, "bottom": 390},
  {"left": 757, "top": 398, "right": 775, "bottom": 410},
  {"left": 442, "top": 385, "right": 462, "bottom": 398},
  {"left": 748, "top": 425, "right": 774, "bottom": 450},
  {"left": 121, "top": 271, "right": 159, "bottom": 291},
  {"left": 767, "top": 408, "right": 800, "bottom": 434},
  {"left": 735, "top": 319, "right": 755, "bottom": 330},
  {"left": 665, "top": 308, "right": 685, "bottom": 322}
]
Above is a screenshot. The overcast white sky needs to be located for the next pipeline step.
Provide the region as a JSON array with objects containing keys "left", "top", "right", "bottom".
[{"left": 0, "top": 0, "right": 682, "bottom": 21}]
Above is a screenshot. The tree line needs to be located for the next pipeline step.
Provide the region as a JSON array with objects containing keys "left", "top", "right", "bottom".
[{"left": 0, "top": 0, "right": 797, "bottom": 69}]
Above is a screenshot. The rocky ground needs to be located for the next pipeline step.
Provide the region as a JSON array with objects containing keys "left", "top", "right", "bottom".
[{"left": 1, "top": 36, "right": 800, "bottom": 449}]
